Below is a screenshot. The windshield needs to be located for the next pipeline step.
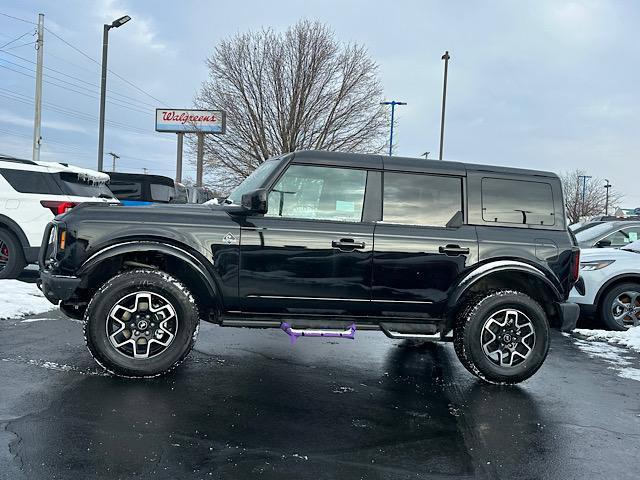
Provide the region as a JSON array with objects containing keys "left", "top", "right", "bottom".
[
  {"left": 56, "top": 172, "right": 114, "bottom": 198},
  {"left": 227, "top": 159, "right": 282, "bottom": 204},
  {"left": 575, "top": 222, "right": 615, "bottom": 243}
]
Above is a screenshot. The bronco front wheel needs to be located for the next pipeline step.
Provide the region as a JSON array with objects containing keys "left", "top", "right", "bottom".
[
  {"left": 84, "top": 269, "right": 200, "bottom": 378},
  {"left": 454, "top": 290, "right": 550, "bottom": 385}
]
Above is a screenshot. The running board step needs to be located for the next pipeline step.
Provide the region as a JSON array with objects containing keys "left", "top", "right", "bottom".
[{"left": 281, "top": 322, "right": 356, "bottom": 344}]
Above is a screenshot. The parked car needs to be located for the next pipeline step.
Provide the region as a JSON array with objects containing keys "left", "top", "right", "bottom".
[
  {"left": 569, "top": 240, "right": 640, "bottom": 330},
  {"left": 0, "top": 155, "right": 117, "bottom": 279},
  {"left": 574, "top": 221, "right": 640, "bottom": 249},
  {"left": 186, "top": 186, "right": 217, "bottom": 204},
  {"left": 108, "top": 172, "right": 186, "bottom": 205},
  {"left": 39, "top": 150, "right": 580, "bottom": 384}
]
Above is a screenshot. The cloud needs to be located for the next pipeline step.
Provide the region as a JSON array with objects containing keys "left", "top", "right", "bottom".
[{"left": 0, "top": 109, "right": 88, "bottom": 133}]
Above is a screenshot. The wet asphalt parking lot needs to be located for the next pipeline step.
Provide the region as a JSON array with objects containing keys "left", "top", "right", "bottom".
[{"left": 1, "top": 274, "right": 640, "bottom": 479}]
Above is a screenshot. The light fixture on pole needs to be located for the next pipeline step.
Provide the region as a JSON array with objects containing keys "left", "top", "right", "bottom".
[
  {"left": 97, "top": 15, "right": 131, "bottom": 172},
  {"left": 380, "top": 100, "right": 407, "bottom": 156}
]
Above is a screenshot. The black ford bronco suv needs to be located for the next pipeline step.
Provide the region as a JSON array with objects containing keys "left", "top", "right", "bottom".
[{"left": 39, "top": 151, "right": 580, "bottom": 383}]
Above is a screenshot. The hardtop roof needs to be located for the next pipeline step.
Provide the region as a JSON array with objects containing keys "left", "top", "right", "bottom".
[{"left": 290, "top": 150, "right": 558, "bottom": 178}]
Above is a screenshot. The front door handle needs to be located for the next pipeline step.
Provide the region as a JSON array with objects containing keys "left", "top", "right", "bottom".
[
  {"left": 332, "top": 238, "right": 366, "bottom": 250},
  {"left": 439, "top": 244, "right": 470, "bottom": 256}
]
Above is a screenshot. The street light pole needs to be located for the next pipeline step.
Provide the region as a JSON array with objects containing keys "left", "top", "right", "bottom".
[
  {"left": 380, "top": 100, "right": 407, "bottom": 156},
  {"left": 438, "top": 51, "right": 450, "bottom": 161},
  {"left": 97, "top": 15, "right": 131, "bottom": 172},
  {"left": 604, "top": 179, "right": 611, "bottom": 216}
]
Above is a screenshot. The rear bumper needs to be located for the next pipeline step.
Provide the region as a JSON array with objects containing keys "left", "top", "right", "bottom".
[
  {"left": 38, "top": 269, "right": 81, "bottom": 304},
  {"left": 556, "top": 301, "right": 580, "bottom": 332}
]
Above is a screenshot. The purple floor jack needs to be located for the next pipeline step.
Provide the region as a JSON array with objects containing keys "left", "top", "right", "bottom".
[{"left": 280, "top": 322, "right": 356, "bottom": 344}]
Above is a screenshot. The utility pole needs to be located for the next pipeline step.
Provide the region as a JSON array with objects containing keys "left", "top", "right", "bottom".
[
  {"left": 142, "top": 168, "right": 148, "bottom": 175},
  {"left": 108, "top": 152, "right": 120, "bottom": 172},
  {"left": 32, "top": 13, "right": 44, "bottom": 162},
  {"left": 380, "top": 100, "right": 407, "bottom": 156},
  {"left": 421, "top": 151, "right": 430, "bottom": 159},
  {"left": 438, "top": 51, "right": 451, "bottom": 161},
  {"left": 97, "top": 15, "right": 131, "bottom": 171},
  {"left": 578, "top": 175, "right": 592, "bottom": 218},
  {"left": 604, "top": 179, "right": 611, "bottom": 216}
]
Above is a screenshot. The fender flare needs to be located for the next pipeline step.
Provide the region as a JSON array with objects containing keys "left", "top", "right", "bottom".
[
  {"left": 0, "top": 214, "right": 30, "bottom": 250},
  {"left": 447, "top": 260, "right": 563, "bottom": 312},
  {"left": 78, "top": 241, "right": 220, "bottom": 301},
  {"left": 594, "top": 273, "right": 640, "bottom": 308}
]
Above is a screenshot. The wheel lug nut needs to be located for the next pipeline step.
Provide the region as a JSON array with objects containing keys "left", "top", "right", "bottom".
[{"left": 145, "top": 331, "right": 150, "bottom": 336}]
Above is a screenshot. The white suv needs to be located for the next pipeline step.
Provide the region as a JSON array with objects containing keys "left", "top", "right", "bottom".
[{"left": 0, "top": 155, "right": 118, "bottom": 279}]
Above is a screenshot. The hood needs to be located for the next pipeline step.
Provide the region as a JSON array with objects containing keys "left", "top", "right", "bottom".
[{"left": 580, "top": 247, "right": 639, "bottom": 262}]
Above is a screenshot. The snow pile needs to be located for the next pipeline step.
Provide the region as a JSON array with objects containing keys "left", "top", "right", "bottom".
[
  {"left": 569, "top": 327, "right": 640, "bottom": 382},
  {"left": 573, "top": 327, "right": 640, "bottom": 354},
  {"left": 0, "top": 280, "right": 55, "bottom": 320}
]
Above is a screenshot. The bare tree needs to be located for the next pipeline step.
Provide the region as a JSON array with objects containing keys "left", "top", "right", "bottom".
[
  {"left": 560, "top": 169, "right": 624, "bottom": 224},
  {"left": 194, "top": 20, "right": 388, "bottom": 190}
]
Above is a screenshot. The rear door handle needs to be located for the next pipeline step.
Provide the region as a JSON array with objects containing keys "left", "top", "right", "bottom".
[
  {"left": 439, "top": 244, "right": 470, "bottom": 256},
  {"left": 332, "top": 238, "right": 366, "bottom": 250}
]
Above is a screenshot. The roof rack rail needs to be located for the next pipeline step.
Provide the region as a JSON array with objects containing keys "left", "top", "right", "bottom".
[{"left": 0, "top": 156, "right": 37, "bottom": 165}]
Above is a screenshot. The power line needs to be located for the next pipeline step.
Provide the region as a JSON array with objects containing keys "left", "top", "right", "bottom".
[
  {"left": 0, "top": 29, "right": 33, "bottom": 50},
  {"left": 0, "top": 40, "right": 35, "bottom": 51},
  {"left": 0, "top": 50, "right": 158, "bottom": 109},
  {"left": 0, "top": 62, "right": 154, "bottom": 115},
  {"left": 44, "top": 26, "right": 168, "bottom": 105},
  {"left": 0, "top": 11, "right": 36, "bottom": 25},
  {"left": 0, "top": 88, "right": 171, "bottom": 140}
]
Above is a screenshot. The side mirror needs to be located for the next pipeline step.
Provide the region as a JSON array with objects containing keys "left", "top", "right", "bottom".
[
  {"left": 241, "top": 188, "right": 268, "bottom": 215},
  {"left": 595, "top": 239, "right": 611, "bottom": 248}
]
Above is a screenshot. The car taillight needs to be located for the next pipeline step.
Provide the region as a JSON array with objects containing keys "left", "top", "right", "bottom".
[
  {"left": 571, "top": 250, "right": 581, "bottom": 282},
  {"left": 40, "top": 201, "right": 77, "bottom": 215}
]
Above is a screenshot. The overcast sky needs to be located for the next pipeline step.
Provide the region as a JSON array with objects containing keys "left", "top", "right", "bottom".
[{"left": 0, "top": 0, "right": 638, "bottom": 205}]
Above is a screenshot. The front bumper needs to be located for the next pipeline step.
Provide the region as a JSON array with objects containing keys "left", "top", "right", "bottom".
[
  {"left": 556, "top": 301, "right": 580, "bottom": 332},
  {"left": 38, "top": 269, "right": 81, "bottom": 305}
]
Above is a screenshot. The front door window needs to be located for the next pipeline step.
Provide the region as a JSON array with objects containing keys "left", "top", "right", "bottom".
[{"left": 266, "top": 165, "right": 366, "bottom": 222}]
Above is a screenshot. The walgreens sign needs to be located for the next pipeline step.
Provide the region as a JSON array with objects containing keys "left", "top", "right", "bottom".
[{"left": 155, "top": 109, "right": 225, "bottom": 134}]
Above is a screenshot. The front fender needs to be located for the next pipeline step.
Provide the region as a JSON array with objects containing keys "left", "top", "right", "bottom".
[
  {"left": 447, "top": 260, "right": 563, "bottom": 312},
  {"left": 77, "top": 241, "right": 220, "bottom": 300}
]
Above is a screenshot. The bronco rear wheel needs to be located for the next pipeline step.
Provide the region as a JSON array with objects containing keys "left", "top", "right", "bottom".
[
  {"left": 454, "top": 290, "right": 550, "bottom": 384},
  {"left": 84, "top": 269, "right": 200, "bottom": 378}
]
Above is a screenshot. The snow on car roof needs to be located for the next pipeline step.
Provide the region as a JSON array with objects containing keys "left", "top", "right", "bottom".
[{"left": 34, "top": 161, "right": 110, "bottom": 184}]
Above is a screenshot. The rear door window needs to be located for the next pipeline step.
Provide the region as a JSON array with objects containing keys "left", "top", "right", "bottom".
[
  {"left": 382, "top": 172, "right": 463, "bottom": 227},
  {"left": 481, "top": 178, "right": 555, "bottom": 226}
]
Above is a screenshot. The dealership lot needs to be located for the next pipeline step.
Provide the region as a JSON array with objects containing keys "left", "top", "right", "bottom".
[{"left": 1, "top": 286, "right": 639, "bottom": 480}]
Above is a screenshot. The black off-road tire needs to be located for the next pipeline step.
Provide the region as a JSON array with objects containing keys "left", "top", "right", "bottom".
[
  {"left": 0, "top": 229, "right": 26, "bottom": 279},
  {"left": 453, "top": 290, "right": 550, "bottom": 385},
  {"left": 84, "top": 269, "right": 200, "bottom": 378},
  {"left": 600, "top": 282, "right": 640, "bottom": 331}
]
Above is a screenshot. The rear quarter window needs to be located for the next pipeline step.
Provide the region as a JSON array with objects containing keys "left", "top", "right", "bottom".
[
  {"left": 481, "top": 177, "right": 555, "bottom": 226},
  {"left": 0, "top": 169, "right": 62, "bottom": 195}
]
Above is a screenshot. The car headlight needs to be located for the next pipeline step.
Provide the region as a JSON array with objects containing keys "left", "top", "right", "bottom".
[{"left": 580, "top": 260, "right": 615, "bottom": 271}]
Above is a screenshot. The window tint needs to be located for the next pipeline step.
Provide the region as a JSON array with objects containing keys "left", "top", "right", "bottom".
[
  {"left": 383, "top": 173, "right": 462, "bottom": 227},
  {"left": 227, "top": 159, "right": 281, "bottom": 204},
  {"left": 110, "top": 180, "right": 142, "bottom": 200},
  {"left": 604, "top": 227, "right": 640, "bottom": 247},
  {"left": 0, "top": 169, "right": 61, "bottom": 194},
  {"left": 482, "top": 178, "right": 555, "bottom": 226},
  {"left": 267, "top": 165, "right": 366, "bottom": 222}
]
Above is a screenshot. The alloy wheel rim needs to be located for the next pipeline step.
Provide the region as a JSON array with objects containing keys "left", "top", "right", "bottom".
[
  {"left": 0, "top": 240, "right": 9, "bottom": 271},
  {"left": 106, "top": 291, "right": 179, "bottom": 359},
  {"left": 480, "top": 308, "right": 536, "bottom": 367},
  {"left": 611, "top": 291, "right": 640, "bottom": 327}
]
